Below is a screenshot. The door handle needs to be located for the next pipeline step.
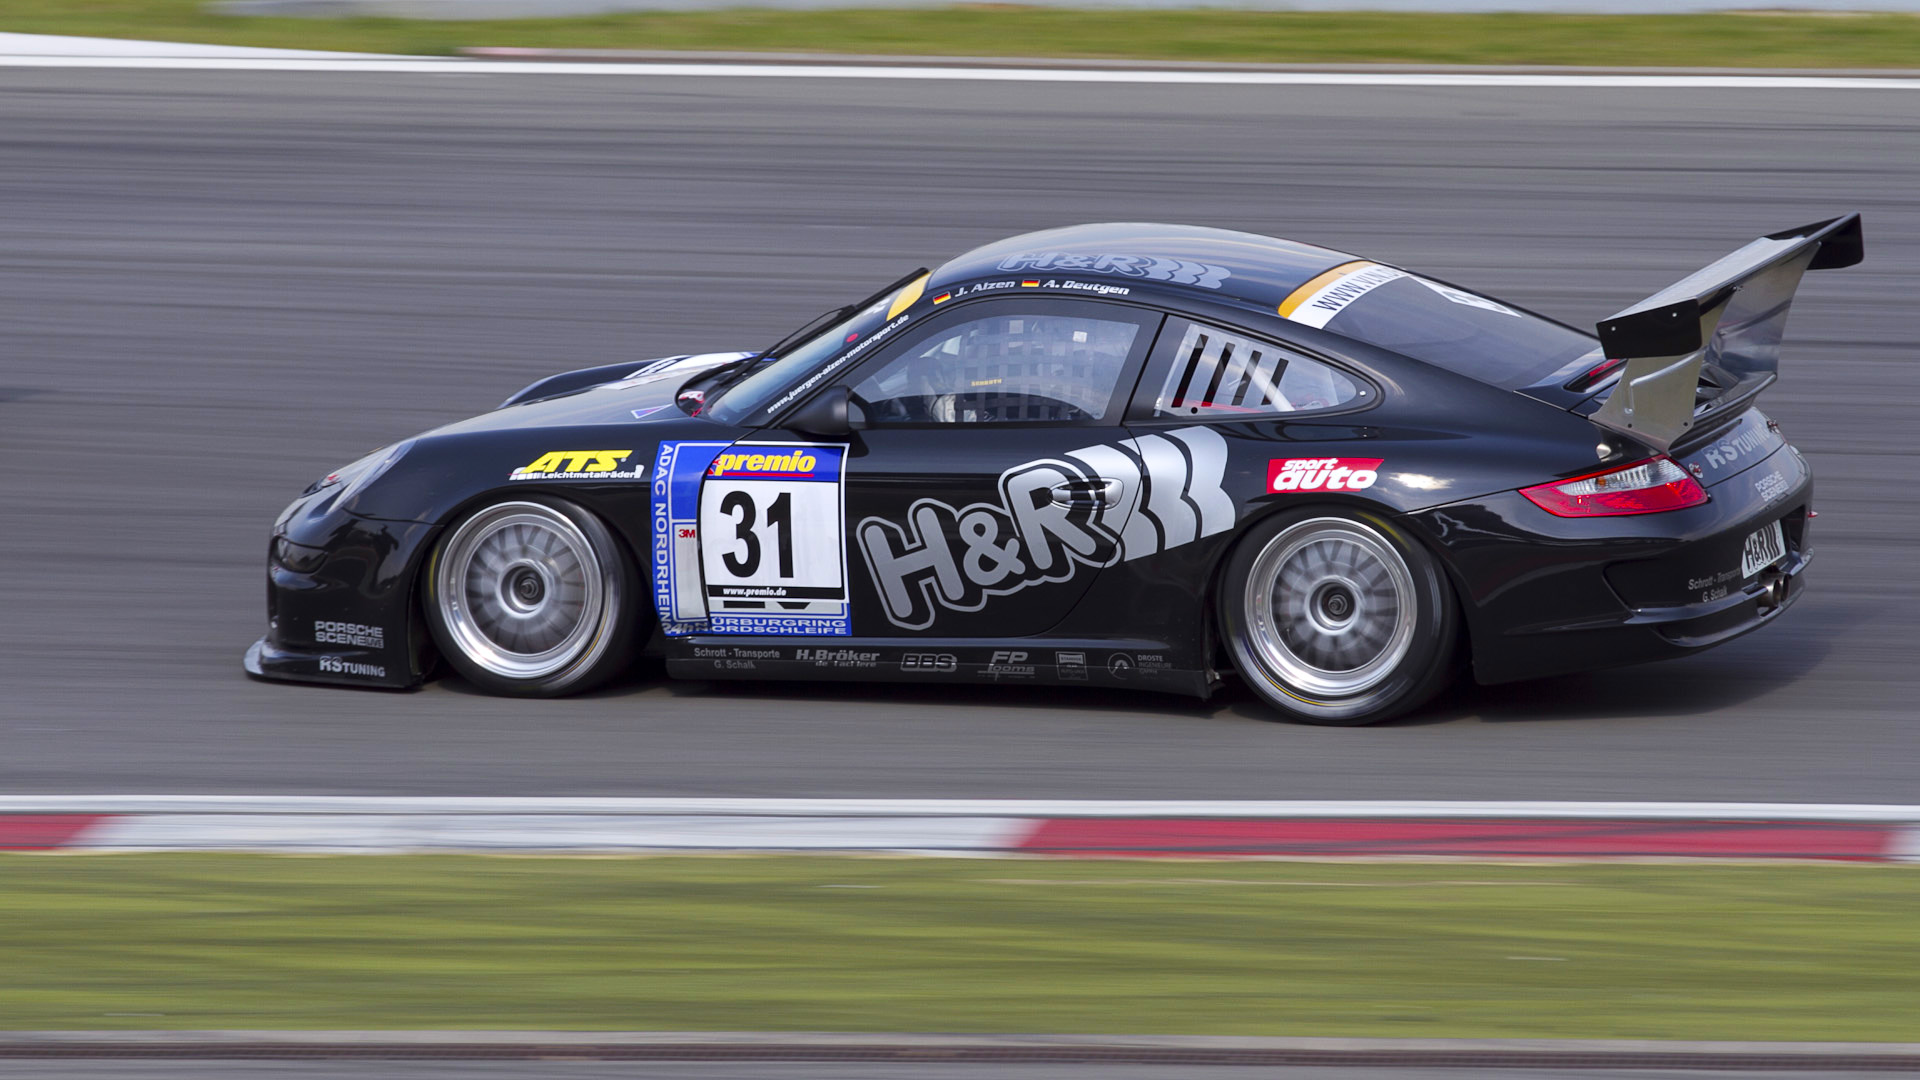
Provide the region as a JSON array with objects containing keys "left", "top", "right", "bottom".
[{"left": 1049, "top": 478, "right": 1122, "bottom": 509}]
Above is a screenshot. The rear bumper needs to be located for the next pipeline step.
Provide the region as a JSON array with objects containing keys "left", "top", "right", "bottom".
[
  {"left": 1458, "top": 542, "right": 1810, "bottom": 686},
  {"left": 1414, "top": 442, "right": 1812, "bottom": 685}
]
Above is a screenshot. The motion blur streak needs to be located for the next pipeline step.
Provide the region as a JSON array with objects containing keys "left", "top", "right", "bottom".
[
  {"left": 0, "top": 71, "right": 1913, "bottom": 799},
  {"left": 6, "top": 56, "right": 1920, "bottom": 89}
]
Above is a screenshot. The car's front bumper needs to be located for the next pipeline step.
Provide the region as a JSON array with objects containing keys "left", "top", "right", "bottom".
[{"left": 243, "top": 515, "right": 437, "bottom": 690}]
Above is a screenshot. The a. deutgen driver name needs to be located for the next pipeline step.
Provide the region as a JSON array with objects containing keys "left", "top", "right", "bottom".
[{"left": 1051, "top": 279, "right": 1131, "bottom": 296}]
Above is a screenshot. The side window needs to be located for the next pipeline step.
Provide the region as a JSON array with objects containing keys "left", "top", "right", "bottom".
[
  {"left": 1143, "top": 319, "right": 1361, "bottom": 419},
  {"left": 851, "top": 306, "right": 1147, "bottom": 425}
]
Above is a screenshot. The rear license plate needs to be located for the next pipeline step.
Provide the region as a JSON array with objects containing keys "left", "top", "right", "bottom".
[{"left": 1742, "top": 520, "right": 1786, "bottom": 579}]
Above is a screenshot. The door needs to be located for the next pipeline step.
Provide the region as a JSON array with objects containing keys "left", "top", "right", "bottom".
[{"left": 819, "top": 297, "right": 1161, "bottom": 637}]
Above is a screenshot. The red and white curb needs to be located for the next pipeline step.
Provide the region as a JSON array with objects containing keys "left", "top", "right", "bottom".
[{"left": 1, "top": 799, "right": 1915, "bottom": 860}]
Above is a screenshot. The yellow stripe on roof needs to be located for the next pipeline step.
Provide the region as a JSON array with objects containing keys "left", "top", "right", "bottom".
[
  {"left": 1278, "top": 260, "right": 1372, "bottom": 318},
  {"left": 886, "top": 273, "right": 930, "bottom": 319}
]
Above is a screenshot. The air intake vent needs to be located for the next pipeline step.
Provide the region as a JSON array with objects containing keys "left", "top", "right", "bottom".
[{"left": 1159, "top": 323, "right": 1287, "bottom": 414}]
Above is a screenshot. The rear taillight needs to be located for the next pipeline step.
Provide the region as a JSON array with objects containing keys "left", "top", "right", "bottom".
[{"left": 1519, "top": 456, "right": 1709, "bottom": 517}]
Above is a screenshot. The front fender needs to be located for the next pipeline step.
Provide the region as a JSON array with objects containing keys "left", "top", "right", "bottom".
[{"left": 248, "top": 513, "right": 439, "bottom": 689}]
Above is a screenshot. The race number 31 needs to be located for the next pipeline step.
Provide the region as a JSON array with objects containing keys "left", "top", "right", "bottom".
[{"left": 698, "top": 444, "right": 851, "bottom": 635}]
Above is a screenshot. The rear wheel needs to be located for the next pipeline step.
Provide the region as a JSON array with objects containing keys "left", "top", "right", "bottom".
[
  {"left": 1220, "top": 510, "right": 1457, "bottom": 725},
  {"left": 424, "top": 497, "right": 637, "bottom": 697}
]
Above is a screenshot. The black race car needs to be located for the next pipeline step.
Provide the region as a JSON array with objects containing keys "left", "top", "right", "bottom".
[{"left": 247, "top": 216, "right": 1860, "bottom": 725}]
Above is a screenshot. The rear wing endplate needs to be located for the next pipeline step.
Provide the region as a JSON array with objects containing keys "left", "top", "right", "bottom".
[{"left": 1589, "top": 213, "right": 1862, "bottom": 452}]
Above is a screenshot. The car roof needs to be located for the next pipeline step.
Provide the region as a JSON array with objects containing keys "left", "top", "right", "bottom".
[{"left": 928, "top": 223, "right": 1362, "bottom": 312}]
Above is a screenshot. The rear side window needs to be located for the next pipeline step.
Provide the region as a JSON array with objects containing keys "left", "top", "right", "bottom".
[
  {"left": 1280, "top": 262, "right": 1595, "bottom": 388},
  {"left": 1143, "top": 319, "right": 1362, "bottom": 419}
]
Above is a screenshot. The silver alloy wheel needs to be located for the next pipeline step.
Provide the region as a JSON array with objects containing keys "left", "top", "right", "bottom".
[
  {"left": 434, "top": 501, "right": 607, "bottom": 681},
  {"left": 1243, "top": 517, "right": 1418, "bottom": 699}
]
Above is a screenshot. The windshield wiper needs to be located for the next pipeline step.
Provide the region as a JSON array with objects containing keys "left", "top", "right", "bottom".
[{"left": 704, "top": 267, "right": 929, "bottom": 398}]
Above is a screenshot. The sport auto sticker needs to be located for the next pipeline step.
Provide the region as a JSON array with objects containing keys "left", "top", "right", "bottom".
[
  {"left": 856, "top": 426, "right": 1235, "bottom": 631},
  {"left": 651, "top": 441, "right": 853, "bottom": 637},
  {"left": 1267, "top": 457, "right": 1383, "bottom": 493}
]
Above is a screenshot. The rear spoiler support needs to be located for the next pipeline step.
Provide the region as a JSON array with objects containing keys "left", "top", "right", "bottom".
[{"left": 1590, "top": 213, "right": 1862, "bottom": 453}]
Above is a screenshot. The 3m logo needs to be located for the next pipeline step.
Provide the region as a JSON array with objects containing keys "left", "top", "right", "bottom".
[
  {"left": 511, "top": 450, "right": 635, "bottom": 480},
  {"left": 901, "top": 653, "right": 957, "bottom": 673},
  {"left": 1268, "top": 457, "right": 1382, "bottom": 493}
]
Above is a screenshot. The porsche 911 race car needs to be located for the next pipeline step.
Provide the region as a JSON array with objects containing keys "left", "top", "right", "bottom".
[{"left": 247, "top": 215, "right": 1860, "bottom": 724}]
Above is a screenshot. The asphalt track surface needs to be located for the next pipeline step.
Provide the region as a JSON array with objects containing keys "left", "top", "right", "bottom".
[
  {"left": 0, "top": 1067, "right": 1908, "bottom": 1080},
  {"left": 10, "top": 1059, "right": 1920, "bottom": 1080},
  {"left": 2, "top": 69, "right": 1916, "bottom": 800}
]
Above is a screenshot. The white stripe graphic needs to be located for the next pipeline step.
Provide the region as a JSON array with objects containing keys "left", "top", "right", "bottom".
[
  {"left": 2, "top": 57, "right": 1920, "bottom": 90},
  {"left": 1167, "top": 427, "right": 1236, "bottom": 538},
  {"left": 1067, "top": 443, "right": 1153, "bottom": 562},
  {"left": 78, "top": 814, "right": 1036, "bottom": 853},
  {"left": 1128, "top": 434, "right": 1196, "bottom": 550}
]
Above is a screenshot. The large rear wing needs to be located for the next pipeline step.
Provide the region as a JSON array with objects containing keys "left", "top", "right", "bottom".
[{"left": 1589, "top": 213, "right": 1863, "bottom": 452}]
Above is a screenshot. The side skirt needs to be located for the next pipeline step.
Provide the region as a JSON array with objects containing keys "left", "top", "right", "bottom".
[{"left": 664, "top": 637, "right": 1212, "bottom": 698}]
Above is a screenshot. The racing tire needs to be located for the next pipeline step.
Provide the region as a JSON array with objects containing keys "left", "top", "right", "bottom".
[
  {"left": 424, "top": 496, "right": 638, "bottom": 697},
  {"left": 1219, "top": 509, "right": 1457, "bottom": 726}
]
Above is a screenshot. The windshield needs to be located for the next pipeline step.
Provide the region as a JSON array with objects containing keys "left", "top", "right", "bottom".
[
  {"left": 704, "top": 281, "right": 915, "bottom": 426},
  {"left": 1285, "top": 263, "right": 1596, "bottom": 389},
  {"left": 706, "top": 269, "right": 929, "bottom": 424}
]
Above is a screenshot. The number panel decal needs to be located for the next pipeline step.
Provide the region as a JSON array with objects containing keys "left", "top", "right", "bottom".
[
  {"left": 651, "top": 440, "right": 730, "bottom": 636},
  {"left": 697, "top": 443, "right": 851, "bottom": 636}
]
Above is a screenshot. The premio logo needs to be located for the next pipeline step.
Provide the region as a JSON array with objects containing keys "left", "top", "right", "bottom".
[{"left": 706, "top": 449, "right": 819, "bottom": 478}]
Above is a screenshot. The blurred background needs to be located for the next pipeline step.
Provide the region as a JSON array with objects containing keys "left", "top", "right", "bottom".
[{"left": 0, "top": 0, "right": 1915, "bottom": 1075}]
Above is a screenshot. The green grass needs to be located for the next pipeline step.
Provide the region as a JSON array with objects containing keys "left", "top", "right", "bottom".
[
  {"left": 1, "top": 855, "right": 1916, "bottom": 1038},
  {"left": 4, "top": 3, "right": 1920, "bottom": 67}
]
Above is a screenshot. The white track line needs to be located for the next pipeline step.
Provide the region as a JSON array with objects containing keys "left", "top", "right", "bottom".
[
  {"left": 75, "top": 813, "right": 1038, "bottom": 853},
  {"left": 1, "top": 55, "right": 1918, "bottom": 88},
  {"left": 7, "top": 797, "right": 1918, "bottom": 819}
]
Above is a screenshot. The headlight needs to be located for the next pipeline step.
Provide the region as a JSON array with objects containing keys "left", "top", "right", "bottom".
[
  {"left": 272, "top": 536, "right": 328, "bottom": 573},
  {"left": 280, "top": 440, "right": 414, "bottom": 531},
  {"left": 305, "top": 440, "right": 412, "bottom": 500}
]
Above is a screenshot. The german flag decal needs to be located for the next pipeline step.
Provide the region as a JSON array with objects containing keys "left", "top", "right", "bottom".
[
  {"left": 932, "top": 292, "right": 952, "bottom": 305},
  {"left": 1021, "top": 279, "right": 1041, "bottom": 288}
]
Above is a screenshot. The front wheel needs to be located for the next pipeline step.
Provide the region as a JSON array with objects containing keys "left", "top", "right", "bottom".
[
  {"left": 424, "top": 497, "right": 638, "bottom": 697},
  {"left": 1219, "top": 510, "right": 1457, "bottom": 726}
]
